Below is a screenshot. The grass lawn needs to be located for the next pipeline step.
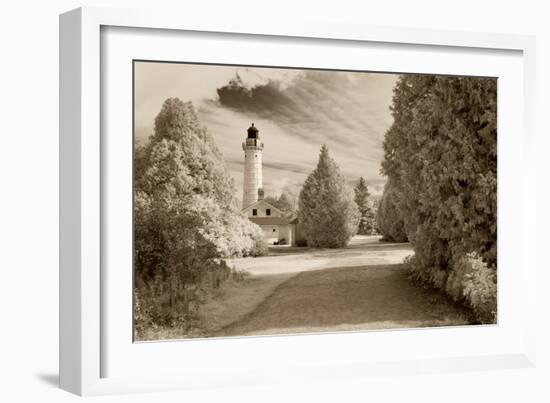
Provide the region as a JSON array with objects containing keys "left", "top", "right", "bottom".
[
  {"left": 198, "top": 272, "right": 295, "bottom": 334},
  {"left": 137, "top": 236, "right": 475, "bottom": 341},
  {"left": 136, "top": 272, "right": 296, "bottom": 341},
  {"left": 213, "top": 264, "right": 474, "bottom": 337}
]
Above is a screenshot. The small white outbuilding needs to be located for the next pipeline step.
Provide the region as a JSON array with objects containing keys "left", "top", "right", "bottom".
[{"left": 242, "top": 199, "right": 294, "bottom": 246}]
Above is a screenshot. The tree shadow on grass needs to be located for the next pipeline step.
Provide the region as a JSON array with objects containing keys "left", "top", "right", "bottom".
[{"left": 215, "top": 264, "right": 474, "bottom": 337}]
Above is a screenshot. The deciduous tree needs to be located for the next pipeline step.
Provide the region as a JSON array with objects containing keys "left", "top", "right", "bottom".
[
  {"left": 264, "top": 186, "right": 299, "bottom": 218},
  {"left": 134, "top": 98, "right": 265, "bottom": 331}
]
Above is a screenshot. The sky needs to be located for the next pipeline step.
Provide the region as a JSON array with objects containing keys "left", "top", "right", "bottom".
[{"left": 134, "top": 61, "right": 399, "bottom": 202}]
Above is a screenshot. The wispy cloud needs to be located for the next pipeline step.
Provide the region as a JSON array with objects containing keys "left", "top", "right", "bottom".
[
  {"left": 134, "top": 62, "right": 397, "bottom": 201},
  {"left": 215, "top": 70, "right": 395, "bottom": 153}
]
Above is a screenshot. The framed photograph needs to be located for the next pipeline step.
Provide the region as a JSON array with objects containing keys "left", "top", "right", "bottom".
[{"left": 60, "top": 7, "right": 537, "bottom": 396}]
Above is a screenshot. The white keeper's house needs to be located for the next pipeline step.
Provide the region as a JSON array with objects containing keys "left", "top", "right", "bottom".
[{"left": 240, "top": 123, "right": 298, "bottom": 246}]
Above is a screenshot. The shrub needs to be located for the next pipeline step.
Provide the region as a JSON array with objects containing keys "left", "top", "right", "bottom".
[
  {"left": 446, "top": 254, "right": 497, "bottom": 323},
  {"left": 381, "top": 75, "right": 497, "bottom": 269},
  {"left": 203, "top": 207, "right": 268, "bottom": 258},
  {"left": 249, "top": 231, "right": 269, "bottom": 257},
  {"left": 295, "top": 239, "right": 308, "bottom": 247},
  {"left": 405, "top": 255, "right": 448, "bottom": 290},
  {"left": 406, "top": 253, "right": 496, "bottom": 324}
]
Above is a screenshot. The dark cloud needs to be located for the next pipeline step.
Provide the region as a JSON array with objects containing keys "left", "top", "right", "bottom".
[
  {"left": 215, "top": 70, "right": 396, "bottom": 156},
  {"left": 217, "top": 75, "right": 291, "bottom": 115},
  {"left": 134, "top": 62, "right": 396, "bottom": 201}
]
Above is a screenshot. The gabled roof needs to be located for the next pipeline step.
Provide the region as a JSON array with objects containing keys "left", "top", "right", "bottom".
[
  {"left": 248, "top": 216, "right": 292, "bottom": 226},
  {"left": 241, "top": 199, "right": 284, "bottom": 214}
]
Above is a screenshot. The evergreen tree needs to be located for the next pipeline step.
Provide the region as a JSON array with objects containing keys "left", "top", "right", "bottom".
[
  {"left": 369, "top": 198, "right": 380, "bottom": 234},
  {"left": 298, "top": 145, "right": 359, "bottom": 248},
  {"left": 376, "top": 181, "right": 407, "bottom": 242},
  {"left": 380, "top": 75, "right": 497, "bottom": 322},
  {"left": 381, "top": 75, "right": 496, "bottom": 268},
  {"left": 354, "top": 177, "right": 373, "bottom": 235}
]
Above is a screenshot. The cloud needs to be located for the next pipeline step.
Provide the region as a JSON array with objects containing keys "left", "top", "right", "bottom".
[
  {"left": 215, "top": 70, "right": 396, "bottom": 153},
  {"left": 210, "top": 68, "right": 397, "bottom": 200},
  {"left": 134, "top": 62, "right": 397, "bottom": 204},
  {"left": 262, "top": 161, "right": 313, "bottom": 175}
]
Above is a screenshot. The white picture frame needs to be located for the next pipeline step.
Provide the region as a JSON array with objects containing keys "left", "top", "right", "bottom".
[{"left": 60, "top": 6, "right": 537, "bottom": 396}]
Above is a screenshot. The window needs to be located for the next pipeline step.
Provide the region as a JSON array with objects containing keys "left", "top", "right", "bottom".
[
  {"left": 252, "top": 209, "right": 257, "bottom": 216},
  {"left": 266, "top": 209, "right": 271, "bottom": 216}
]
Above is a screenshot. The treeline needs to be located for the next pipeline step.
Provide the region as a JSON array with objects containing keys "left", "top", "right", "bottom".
[
  {"left": 266, "top": 147, "right": 379, "bottom": 247},
  {"left": 134, "top": 98, "right": 267, "bottom": 338},
  {"left": 354, "top": 177, "right": 379, "bottom": 236},
  {"left": 264, "top": 186, "right": 298, "bottom": 219},
  {"left": 134, "top": 97, "right": 382, "bottom": 336},
  {"left": 379, "top": 75, "right": 497, "bottom": 323},
  {"left": 293, "top": 145, "right": 379, "bottom": 248}
]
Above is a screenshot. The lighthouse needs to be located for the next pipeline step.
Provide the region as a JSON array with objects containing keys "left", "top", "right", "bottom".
[
  {"left": 240, "top": 123, "right": 298, "bottom": 247},
  {"left": 242, "top": 123, "right": 264, "bottom": 208}
]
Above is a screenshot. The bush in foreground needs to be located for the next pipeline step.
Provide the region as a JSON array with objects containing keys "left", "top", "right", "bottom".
[
  {"left": 446, "top": 254, "right": 497, "bottom": 323},
  {"left": 134, "top": 98, "right": 266, "bottom": 335},
  {"left": 407, "top": 253, "right": 496, "bottom": 324}
]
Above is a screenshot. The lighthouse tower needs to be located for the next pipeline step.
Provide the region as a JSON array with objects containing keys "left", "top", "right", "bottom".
[{"left": 242, "top": 123, "right": 264, "bottom": 208}]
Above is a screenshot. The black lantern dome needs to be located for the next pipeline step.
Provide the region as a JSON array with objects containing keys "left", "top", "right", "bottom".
[{"left": 247, "top": 123, "right": 259, "bottom": 139}]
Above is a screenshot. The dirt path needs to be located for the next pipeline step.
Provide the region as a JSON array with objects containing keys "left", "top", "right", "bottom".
[
  {"left": 214, "top": 264, "right": 473, "bottom": 337},
  {"left": 228, "top": 236, "right": 413, "bottom": 276},
  {"left": 210, "top": 236, "right": 474, "bottom": 337}
]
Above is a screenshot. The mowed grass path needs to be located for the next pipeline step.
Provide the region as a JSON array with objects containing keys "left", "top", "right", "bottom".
[
  {"left": 214, "top": 264, "right": 472, "bottom": 337},
  {"left": 199, "top": 236, "right": 474, "bottom": 338}
]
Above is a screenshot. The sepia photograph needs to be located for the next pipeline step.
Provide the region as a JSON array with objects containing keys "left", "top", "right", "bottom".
[{"left": 133, "top": 61, "right": 497, "bottom": 341}]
